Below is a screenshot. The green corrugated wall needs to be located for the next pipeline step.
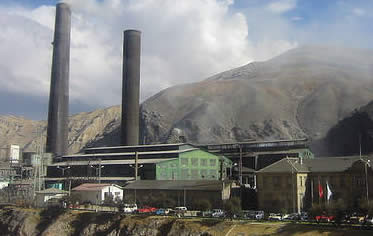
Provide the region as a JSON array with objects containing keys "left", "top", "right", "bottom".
[{"left": 155, "top": 149, "right": 232, "bottom": 180}]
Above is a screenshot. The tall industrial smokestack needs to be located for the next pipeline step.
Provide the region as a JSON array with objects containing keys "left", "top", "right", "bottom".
[
  {"left": 121, "top": 30, "right": 141, "bottom": 146},
  {"left": 46, "top": 3, "right": 71, "bottom": 157}
]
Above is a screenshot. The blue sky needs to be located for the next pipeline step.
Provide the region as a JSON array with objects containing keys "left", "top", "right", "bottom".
[{"left": 0, "top": 0, "right": 372, "bottom": 120}]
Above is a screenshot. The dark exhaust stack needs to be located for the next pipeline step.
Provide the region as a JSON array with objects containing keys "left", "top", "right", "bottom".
[
  {"left": 46, "top": 3, "right": 71, "bottom": 157},
  {"left": 121, "top": 30, "right": 141, "bottom": 146}
]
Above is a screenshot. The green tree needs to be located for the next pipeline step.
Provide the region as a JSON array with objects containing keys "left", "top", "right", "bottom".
[
  {"left": 224, "top": 197, "right": 241, "bottom": 219},
  {"left": 193, "top": 199, "right": 212, "bottom": 211}
]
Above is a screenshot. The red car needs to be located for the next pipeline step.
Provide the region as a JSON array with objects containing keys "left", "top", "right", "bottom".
[
  {"left": 136, "top": 206, "right": 157, "bottom": 214},
  {"left": 315, "top": 215, "right": 335, "bottom": 222}
]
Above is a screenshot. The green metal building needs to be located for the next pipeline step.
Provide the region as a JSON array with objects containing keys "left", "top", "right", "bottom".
[{"left": 155, "top": 149, "right": 232, "bottom": 180}]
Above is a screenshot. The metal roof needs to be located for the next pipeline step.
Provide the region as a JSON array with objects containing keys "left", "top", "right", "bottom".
[
  {"left": 257, "top": 156, "right": 373, "bottom": 173},
  {"left": 35, "top": 188, "right": 68, "bottom": 194},
  {"left": 49, "top": 158, "right": 178, "bottom": 166},
  {"left": 72, "top": 183, "right": 122, "bottom": 191},
  {"left": 124, "top": 180, "right": 230, "bottom": 191},
  {"left": 84, "top": 143, "right": 187, "bottom": 150},
  {"left": 199, "top": 138, "right": 308, "bottom": 146},
  {"left": 257, "top": 158, "right": 309, "bottom": 173},
  {"left": 62, "top": 148, "right": 197, "bottom": 158},
  {"left": 44, "top": 177, "right": 134, "bottom": 181}
]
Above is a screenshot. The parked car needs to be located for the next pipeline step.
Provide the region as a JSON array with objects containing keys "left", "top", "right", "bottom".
[
  {"left": 200, "top": 210, "right": 213, "bottom": 217},
  {"left": 315, "top": 215, "right": 335, "bottom": 223},
  {"left": 268, "top": 213, "right": 283, "bottom": 221},
  {"left": 244, "top": 210, "right": 265, "bottom": 220},
  {"left": 212, "top": 209, "right": 225, "bottom": 218},
  {"left": 137, "top": 206, "right": 157, "bottom": 214},
  {"left": 175, "top": 206, "right": 187, "bottom": 213},
  {"left": 363, "top": 215, "right": 373, "bottom": 225},
  {"left": 300, "top": 212, "right": 308, "bottom": 221},
  {"left": 349, "top": 213, "right": 365, "bottom": 224},
  {"left": 122, "top": 203, "right": 137, "bottom": 213},
  {"left": 155, "top": 208, "right": 173, "bottom": 215},
  {"left": 283, "top": 213, "right": 299, "bottom": 221}
]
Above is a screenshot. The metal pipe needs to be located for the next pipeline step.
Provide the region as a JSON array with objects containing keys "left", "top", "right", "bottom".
[
  {"left": 46, "top": 3, "right": 71, "bottom": 157},
  {"left": 121, "top": 30, "right": 141, "bottom": 146}
]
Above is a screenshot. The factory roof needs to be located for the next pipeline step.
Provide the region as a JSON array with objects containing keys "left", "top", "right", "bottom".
[
  {"left": 35, "top": 188, "right": 68, "bottom": 195},
  {"left": 50, "top": 158, "right": 178, "bottom": 166},
  {"left": 72, "top": 183, "right": 122, "bottom": 191},
  {"left": 257, "top": 156, "right": 373, "bottom": 173},
  {"left": 200, "top": 138, "right": 308, "bottom": 146},
  {"left": 257, "top": 158, "right": 310, "bottom": 173},
  {"left": 85, "top": 143, "right": 187, "bottom": 151},
  {"left": 61, "top": 148, "right": 198, "bottom": 159},
  {"left": 123, "top": 180, "right": 231, "bottom": 191}
]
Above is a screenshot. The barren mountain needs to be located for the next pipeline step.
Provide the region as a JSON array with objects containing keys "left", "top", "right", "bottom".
[
  {"left": 141, "top": 45, "right": 373, "bottom": 146},
  {"left": 1, "top": 45, "right": 373, "bottom": 157},
  {"left": 0, "top": 106, "right": 121, "bottom": 159}
]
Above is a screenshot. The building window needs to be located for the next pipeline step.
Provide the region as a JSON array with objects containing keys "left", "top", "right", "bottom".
[
  {"left": 209, "top": 169, "right": 217, "bottom": 178},
  {"left": 191, "top": 158, "right": 198, "bottom": 166},
  {"left": 170, "top": 163, "right": 177, "bottom": 168},
  {"left": 263, "top": 176, "right": 268, "bottom": 186},
  {"left": 191, "top": 169, "right": 199, "bottom": 179},
  {"left": 201, "top": 159, "right": 207, "bottom": 167},
  {"left": 209, "top": 159, "right": 216, "bottom": 167},
  {"left": 181, "top": 158, "right": 188, "bottom": 166},
  {"left": 181, "top": 169, "right": 189, "bottom": 179},
  {"left": 340, "top": 176, "right": 345, "bottom": 187},
  {"left": 201, "top": 169, "right": 208, "bottom": 178},
  {"left": 300, "top": 176, "right": 303, "bottom": 187}
]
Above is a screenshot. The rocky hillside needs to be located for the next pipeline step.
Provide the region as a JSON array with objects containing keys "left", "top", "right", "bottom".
[
  {"left": 1, "top": 45, "right": 373, "bottom": 157},
  {"left": 313, "top": 100, "right": 373, "bottom": 156},
  {"left": 141, "top": 45, "right": 373, "bottom": 147},
  {"left": 0, "top": 106, "right": 121, "bottom": 159}
]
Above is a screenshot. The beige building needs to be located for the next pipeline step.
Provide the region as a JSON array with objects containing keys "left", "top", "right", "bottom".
[{"left": 256, "top": 156, "right": 373, "bottom": 213}]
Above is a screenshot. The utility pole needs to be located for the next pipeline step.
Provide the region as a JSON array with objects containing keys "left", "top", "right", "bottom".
[
  {"left": 239, "top": 144, "right": 243, "bottom": 185},
  {"left": 135, "top": 152, "right": 138, "bottom": 180},
  {"left": 361, "top": 159, "right": 371, "bottom": 206},
  {"left": 98, "top": 159, "right": 102, "bottom": 184}
]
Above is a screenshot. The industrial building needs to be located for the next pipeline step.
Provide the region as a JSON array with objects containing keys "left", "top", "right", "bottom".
[
  {"left": 123, "top": 180, "right": 232, "bottom": 208},
  {"left": 45, "top": 143, "right": 233, "bottom": 189}
]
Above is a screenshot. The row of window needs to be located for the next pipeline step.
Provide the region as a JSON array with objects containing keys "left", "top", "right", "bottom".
[
  {"left": 180, "top": 158, "right": 217, "bottom": 167},
  {"left": 159, "top": 169, "right": 217, "bottom": 179},
  {"left": 262, "top": 176, "right": 307, "bottom": 187}
]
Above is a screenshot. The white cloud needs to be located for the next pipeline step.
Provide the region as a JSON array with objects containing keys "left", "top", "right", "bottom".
[
  {"left": 267, "top": 0, "right": 297, "bottom": 14},
  {"left": 291, "top": 16, "right": 303, "bottom": 21},
  {"left": 352, "top": 8, "right": 365, "bottom": 16},
  {"left": 0, "top": 0, "right": 297, "bottom": 110}
]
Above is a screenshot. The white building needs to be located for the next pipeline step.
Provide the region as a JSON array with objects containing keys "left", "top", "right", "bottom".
[{"left": 71, "top": 183, "right": 123, "bottom": 205}]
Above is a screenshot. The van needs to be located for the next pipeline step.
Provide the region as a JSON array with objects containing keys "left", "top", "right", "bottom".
[
  {"left": 175, "top": 206, "right": 187, "bottom": 213},
  {"left": 123, "top": 203, "right": 137, "bottom": 213}
]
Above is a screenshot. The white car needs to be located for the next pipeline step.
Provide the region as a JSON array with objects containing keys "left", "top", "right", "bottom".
[
  {"left": 123, "top": 203, "right": 137, "bottom": 213},
  {"left": 268, "top": 213, "right": 282, "bottom": 221},
  {"left": 212, "top": 209, "right": 225, "bottom": 217}
]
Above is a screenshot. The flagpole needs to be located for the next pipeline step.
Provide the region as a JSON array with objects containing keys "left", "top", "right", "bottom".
[{"left": 311, "top": 178, "right": 314, "bottom": 207}]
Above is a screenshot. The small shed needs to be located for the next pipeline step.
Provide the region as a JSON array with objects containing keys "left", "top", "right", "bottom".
[
  {"left": 35, "top": 188, "right": 68, "bottom": 208},
  {"left": 71, "top": 183, "right": 123, "bottom": 204}
]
